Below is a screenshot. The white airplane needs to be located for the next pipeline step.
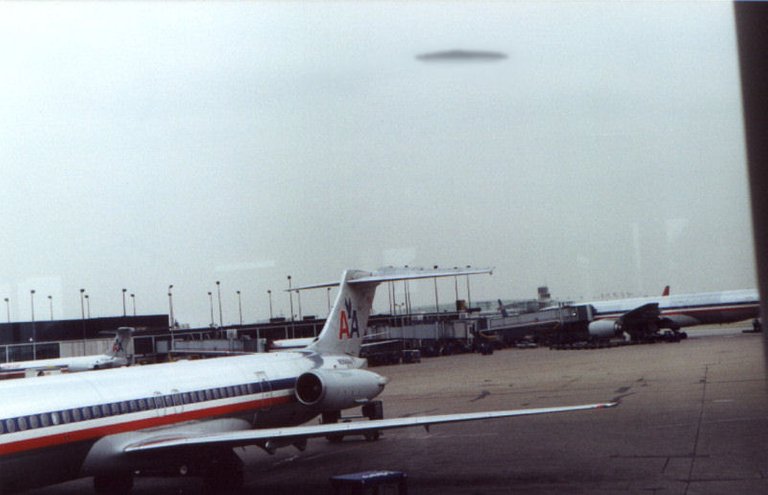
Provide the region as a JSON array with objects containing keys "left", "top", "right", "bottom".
[
  {"left": 0, "top": 268, "right": 616, "bottom": 494},
  {"left": 584, "top": 289, "right": 760, "bottom": 340},
  {"left": 0, "top": 327, "right": 133, "bottom": 377}
]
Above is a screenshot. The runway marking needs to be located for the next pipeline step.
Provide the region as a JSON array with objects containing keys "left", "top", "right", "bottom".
[{"left": 684, "top": 365, "right": 709, "bottom": 495}]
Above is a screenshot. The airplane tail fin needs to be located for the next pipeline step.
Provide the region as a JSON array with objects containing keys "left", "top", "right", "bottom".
[
  {"left": 662, "top": 285, "right": 670, "bottom": 297},
  {"left": 301, "top": 267, "right": 493, "bottom": 357},
  {"left": 106, "top": 327, "right": 133, "bottom": 359},
  {"left": 497, "top": 299, "right": 508, "bottom": 317}
]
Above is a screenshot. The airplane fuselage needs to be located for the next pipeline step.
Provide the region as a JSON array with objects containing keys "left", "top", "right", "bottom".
[
  {"left": 0, "top": 351, "right": 343, "bottom": 492},
  {"left": 589, "top": 289, "right": 759, "bottom": 328}
]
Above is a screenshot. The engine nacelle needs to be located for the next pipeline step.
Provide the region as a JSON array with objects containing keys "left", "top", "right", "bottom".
[
  {"left": 295, "top": 368, "right": 387, "bottom": 411},
  {"left": 588, "top": 319, "right": 620, "bottom": 338}
]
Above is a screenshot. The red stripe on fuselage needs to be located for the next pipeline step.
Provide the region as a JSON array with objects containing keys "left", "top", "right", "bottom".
[{"left": 0, "top": 394, "right": 293, "bottom": 457}]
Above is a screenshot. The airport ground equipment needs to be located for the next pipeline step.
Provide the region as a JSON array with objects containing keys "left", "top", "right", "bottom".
[{"left": 330, "top": 470, "right": 408, "bottom": 495}]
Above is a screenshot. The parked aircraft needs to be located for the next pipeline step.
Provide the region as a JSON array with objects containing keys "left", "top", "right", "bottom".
[
  {"left": 585, "top": 289, "right": 760, "bottom": 340},
  {"left": 0, "top": 267, "right": 615, "bottom": 494},
  {"left": 0, "top": 327, "right": 133, "bottom": 378}
]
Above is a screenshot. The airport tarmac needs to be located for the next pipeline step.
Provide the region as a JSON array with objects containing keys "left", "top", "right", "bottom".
[{"left": 28, "top": 325, "right": 768, "bottom": 494}]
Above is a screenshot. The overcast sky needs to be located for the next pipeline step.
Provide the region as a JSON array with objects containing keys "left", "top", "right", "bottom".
[{"left": 0, "top": 2, "right": 755, "bottom": 327}]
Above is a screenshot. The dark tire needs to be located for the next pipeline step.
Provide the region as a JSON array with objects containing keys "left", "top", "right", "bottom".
[
  {"left": 93, "top": 473, "right": 133, "bottom": 495},
  {"left": 364, "top": 431, "right": 380, "bottom": 442},
  {"left": 201, "top": 449, "right": 244, "bottom": 494}
]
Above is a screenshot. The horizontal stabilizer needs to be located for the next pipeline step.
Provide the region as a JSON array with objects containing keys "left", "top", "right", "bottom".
[{"left": 291, "top": 266, "right": 493, "bottom": 291}]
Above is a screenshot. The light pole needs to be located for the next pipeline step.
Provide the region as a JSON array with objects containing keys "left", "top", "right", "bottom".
[
  {"left": 168, "top": 285, "right": 174, "bottom": 329},
  {"left": 216, "top": 281, "right": 223, "bottom": 327},
  {"left": 327, "top": 287, "right": 331, "bottom": 315},
  {"left": 287, "top": 275, "right": 295, "bottom": 338},
  {"left": 30, "top": 290, "right": 36, "bottom": 359},
  {"left": 465, "top": 265, "right": 472, "bottom": 308},
  {"left": 3, "top": 297, "right": 9, "bottom": 323},
  {"left": 130, "top": 293, "right": 136, "bottom": 316},
  {"left": 85, "top": 294, "right": 90, "bottom": 318},
  {"left": 433, "top": 265, "right": 440, "bottom": 313},
  {"left": 208, "top": 291, "right": 214, "bottom": 327},
  {"left": 48, "top": 295, "right": 53, "bottom": 320},
  {"left": 122, "top": 288, "right": 127, "bottom": 317},
  {"left": 453, "top": 267, "right": 459, "bottom": 309},
  {"left": 267, "top": 290, "right": 273, "bottom": 320},
  {"left": 80, "top": 289, "right": 86, "bottom": 352},
  {"left": 236, "top": 290, "right": 243, "bottom": 326},
  {"left": 297, "top": 290, "right": 302, "bottom": 320}
]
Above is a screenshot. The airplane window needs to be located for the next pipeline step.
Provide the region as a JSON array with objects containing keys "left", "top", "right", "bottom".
[
  {"left": 51, "top": 412, "right": 60, "bottom": 425},
  {"left": 136, "top": 398, "right": 146, "bottom": 411},
  {"left": 71, "top": 408, "right": 82, "bottom": 422},
  {"left": 119, "top": 402, "right": 129, "bottom": 414},
  {"left": 182, "top": 392, "right": 191, "bottom": 404},
  {"left": 100, "top": 405, "right": 111, "bottom": 417},
  {"left": 17, "top": 417, "right": 28, "bottom": 431},
  {"left": 164, "top": 396, "right": 174, "bottom": 407},
  {"left": 213, "top": 388, "right": 221, "bottom": 400},
  {"left": 60, "top": 410, "right": 71, "bottom": 424},
  {"left": 5, "top": 419, "right": 16, "bottom": 433},
  {"left": 153, "top": 397, "right": 164, "bottom": 409},
  {"left": 40, "top": 413, "right": 51, "bottom": 427},
  {"left": 28, "top": 415, "right": 40, "bottom": 429},
  {"left": 110, "top": 403, "right": 120, "bottom": 415},
  {"left": 82, "top": 408, "right": 92, "bottom": 420},
  {"left": 131, "top": 400, "right": 140, "bottom": 412},
  {"left": 0, "top": 420, "right": 5, "bottom": 434},
  {"left": 204, "top": 390, "right": 213, "bottom": 401}
]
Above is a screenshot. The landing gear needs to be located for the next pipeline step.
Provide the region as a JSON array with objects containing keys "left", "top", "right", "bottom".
[
  {"left": 201, "top": 449, "right": 244, "bottom": 494},
  {"left": 93, "top": 472, "right": 133, "bottom": 495},
  {"left": 324, "top": 401, "right": 384, "bottom": 443}
]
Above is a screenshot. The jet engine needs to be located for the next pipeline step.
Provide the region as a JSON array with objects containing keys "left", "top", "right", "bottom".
[
  {"left": 295, "top": 368, "right": 387, "bottom": 411},
  {"left": 588, "top": 319, "right": 620, "bottom": 339}
]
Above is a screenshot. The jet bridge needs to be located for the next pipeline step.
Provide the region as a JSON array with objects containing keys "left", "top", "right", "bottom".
[{"left": 483, "top": 305, "right": 592, "bottom": 344}]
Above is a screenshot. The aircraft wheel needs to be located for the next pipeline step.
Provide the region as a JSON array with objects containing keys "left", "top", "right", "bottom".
[
  {"left": 93, "top": 473, "right": 133, "bottom": 495},
  {"left": 364, "top": 431, "right": 380, "bottom": 442},
  {"left": 202, "top": 449, "right": 244, "bottom": 494}
]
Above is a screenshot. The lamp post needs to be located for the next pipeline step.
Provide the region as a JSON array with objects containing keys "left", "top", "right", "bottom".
[
  {"left": 122, "top": 288, "right": 127, "bottom": 317},
  {"left": 453, "top": 266, "right": 459, "bottom": 308},
  {"left": 80, "top": 289, "right": 86, "bottom": 352},
  {"left": 84, "top": 294, "right": 90, "bottom": 318},
  {"left": 465, "top": 265, "right": 472, "bottom": 308},
  {"left": 433, "top": 265, "right": 440, "bottom": 313},
  {"left": 168, "top": 285, "right": 174, "bottom": 329},
  {"left": 3, "top": 297, "right": 9, "bottom": 323},
  {"left": 216, "top": 281, "right": 222, "bottom": 327},
  {"left": 130, "top": 293, "right": 135, "bottom": 316},
  {"left": 287, "top": 275, "right": 294, "bottom": 338},
  {"left": 297, "top": 290, "right": 302, "bottom": 320},
  {"left": 30, "top": 290, "right": 36, "bottom": 359},
  {"left": 267, "top": 290, "right": 273, "bottom": 320},
  {"left": 48, "top": 295, "right": 53, "bottom": 320},
  {"left": 208, "top": 291, "right": 214, "bottom": 327},
  {"left": 236, "top": 290, "right": 243, "bottom": 326},
  {"left": 327, "top": 287, "right": 331, "bottom": 315}
]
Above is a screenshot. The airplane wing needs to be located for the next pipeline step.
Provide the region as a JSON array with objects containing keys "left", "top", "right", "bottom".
[
  {"left": 124, "top": 402, "right": 615, "bottom": 454},
  {"left": 618, "top": 302, "right": 660, "bottom": 325}
]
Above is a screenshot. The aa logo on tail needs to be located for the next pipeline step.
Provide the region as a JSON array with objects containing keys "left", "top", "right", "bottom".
[{"left": 338, "top": 298, "right": 360, "bottom": 339}]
